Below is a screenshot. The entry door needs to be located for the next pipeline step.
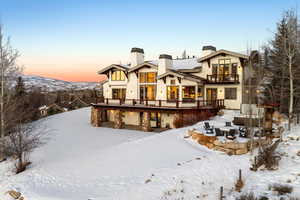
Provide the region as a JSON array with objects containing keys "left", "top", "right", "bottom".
[{"left": 206, "top": 88, "right": 217, "bottom": 105}]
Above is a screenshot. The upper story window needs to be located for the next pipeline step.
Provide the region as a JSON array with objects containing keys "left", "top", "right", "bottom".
[
  {"left": 111, "top": 70, "right": 126, "bottom": 81},
  {"left": 139, "top": 72, "right": 157, "bottom": 83},
  {"left": 225, "top": 88, "right": 237, "bottom": 100}
]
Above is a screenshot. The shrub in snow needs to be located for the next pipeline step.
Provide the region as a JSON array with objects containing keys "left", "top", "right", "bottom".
[
  {"left": 251, "top": 140, "right": 281, "bottom": 171},
  {"left": 269, "top": 183, "right": 293, "bottom": 195},
  {"left": 0, "top": 122, "right": 48, "bottom": 174},
  {"left": 235, "top": 192, "right": 257, "bottom": 200}
]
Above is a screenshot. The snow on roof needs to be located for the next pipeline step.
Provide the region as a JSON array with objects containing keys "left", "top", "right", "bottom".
[
  {"left": 148, "top": 58, "right": 201, "bottom": 70},
  {"left": 38, "top": 105, "right": 48, "bottom": 110}
]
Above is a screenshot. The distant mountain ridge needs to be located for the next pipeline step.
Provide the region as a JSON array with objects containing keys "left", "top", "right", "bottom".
[{"left": 21, "top": 75, "right": 100, "bottom": 92}]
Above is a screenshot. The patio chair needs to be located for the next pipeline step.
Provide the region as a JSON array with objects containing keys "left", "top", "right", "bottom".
[
  {"left": 239, "top": 127, "right": 248, "bottom": 138},
  {"left": 204, "top": 122, "right": 213, "bottom": 130},
  {"left": 215, "top": 128, "right": 224, "bottom": 136},
  {"left": 225, "top": 122, "right": 232, "bottom": 127},
  {"left": 226, "top": 129, "right": 236, "bottom": 140},
  {"left": 206, "top": 128, "right": 214, "bottom": 135}
]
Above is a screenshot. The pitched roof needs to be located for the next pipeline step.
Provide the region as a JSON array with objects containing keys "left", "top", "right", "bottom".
[
  {"left": 198, "top": 49, "right": 248, "bottom": 62},
  {"left": 158, "top": 69, "right": 205, "bottom": 84},
  {"left": 127, "top": 62, "right": 158, "bottom": 72},
  {"left": 148, "top": 58, "right": 201, "bottom": 70},
  {"left": 98, "top": 64, "right": 129, "bottom": 74}
]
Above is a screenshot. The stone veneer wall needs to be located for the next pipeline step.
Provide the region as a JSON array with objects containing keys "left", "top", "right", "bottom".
[
  {"left": 186, "top": 129, "right": 272, "bottom": 155},
  {"left": 142, "top": 112, "right": 151, "bottom": 132},
  {"left": 114, "top": 110, "right": 124, "bottom": 129},
  {"left": 91, "top": 107, "right": 102, "bottom": 127}
]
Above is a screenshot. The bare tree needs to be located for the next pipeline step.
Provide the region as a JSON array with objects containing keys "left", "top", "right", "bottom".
[
  {"left": 1, "top": 120, "right": 48, "bottom": 173},
  {"left": 0, "top": 25, "right": 21, "bottom": 139},
  {"left": 283, "top": 11, "right": 298, "bottom": 130}
]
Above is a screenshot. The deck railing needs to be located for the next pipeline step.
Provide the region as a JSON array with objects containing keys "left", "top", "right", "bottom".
[
  {"left": 94, "top": 97, "right": 224, "bottom": 109},
  {"left": 206, "top": 74, "right": 239, "bottom": 83}
]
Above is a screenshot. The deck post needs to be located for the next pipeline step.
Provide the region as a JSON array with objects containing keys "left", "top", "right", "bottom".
[
  {"left": 141, "top": 112, "right": 151, "bottom": 132},
  {"left": 91, "top": 106, "right": 102, "bottom": 127},
  {"left": 113, "top": 110, "right": 124, "bottom": 129}
]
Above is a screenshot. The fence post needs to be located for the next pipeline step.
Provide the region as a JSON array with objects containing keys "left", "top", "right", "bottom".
[
  {"left": 219, "top": 186, "right": 224, "bottom": 200},
  {"left": 176, "top": 100, "right": 179, "bottom": 108},
  {"left": 239, "top": 169, "right": 242, "bottom": 182},
  {"left": 197, "top": 100, "right": 200, "bottom": 108},
  {"left": 159, "top": 100, "right": 162, "bottom": 107},
  {"left": 106, "top": 98, "right": 108, "bottom": 104}
]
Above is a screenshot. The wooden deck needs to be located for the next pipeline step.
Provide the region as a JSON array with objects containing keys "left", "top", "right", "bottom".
[{"left": 92, "top": 98, "right": 225, "bottom": 113}]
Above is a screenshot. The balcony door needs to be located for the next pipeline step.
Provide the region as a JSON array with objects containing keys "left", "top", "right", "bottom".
[
  {"left": 140, "top": 85, "right": 156, "bottom": 101},
  {"left": 206, "top": 88, "right": 217, "bottom": 105},
  {"left": 218, "top": 59, "right": 230, "bottom": 81}
]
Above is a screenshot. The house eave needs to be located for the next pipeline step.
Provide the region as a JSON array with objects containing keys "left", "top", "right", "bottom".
[
  {"left": 197, "top": 50, "right": 248, "bottom": 62},
  {"left": 97, "top": 64, "right": 129, "bottom": 75}
]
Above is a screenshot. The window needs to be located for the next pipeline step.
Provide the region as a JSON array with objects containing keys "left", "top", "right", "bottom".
[
  {"left": 139, "top": 72, "right": 157, "bottom": 83},
  {"left": 170, "top": 79, "right": 176, "bottom": 85},
  {"left": 182, "top": 86, "right": 195, "bottom": 102},
  {"left": 212, "top": 64, "right": 218, "bottom": 75},
  {"left": 112, "top": 88, "right": 126, "bottom": 99},
  {"left": 111, "top": 71, "right": 125, "bottom": 81},
  {"left": 140, "top": 85, "right": 156, "bottom": 100},
  {"left": 232, "top": 63, "right": 238, "bottom": 74},
  {"left": 167, "top": 86, "right": 179, "bottom": 101},
  {"left": 225, "top": 88, "right": 237, "bottom": 100},
  {"left": 197, "top": 87, "right": 203, "bottom": 97}
]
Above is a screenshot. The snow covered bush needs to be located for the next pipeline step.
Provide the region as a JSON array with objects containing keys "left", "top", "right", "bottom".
[
  {"left": 269, "top": 183, "right": 293, "bottom": 195},
  {"left": 235, "top": 192, "right": 257, "bottom": 200},
  {"left": 0, "top": 122, "right": 48, "bottom": 173}
]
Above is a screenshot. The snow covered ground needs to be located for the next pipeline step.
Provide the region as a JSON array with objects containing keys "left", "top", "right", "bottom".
[{"left": 0, "top": 108, "right": 299, "bottom": 200}]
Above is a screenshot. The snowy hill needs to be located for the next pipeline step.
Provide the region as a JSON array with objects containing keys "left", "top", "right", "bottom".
[
  {"left": 0, "top": 108, "right": 299, "bottom": 200},
  {"left": 21, "top": 75, "right": 100, "bottom": 91}
]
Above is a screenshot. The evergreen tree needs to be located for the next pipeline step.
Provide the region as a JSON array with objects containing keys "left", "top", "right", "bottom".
[{"left": 14, "top": 76, "right": 26, "bottom": 97}]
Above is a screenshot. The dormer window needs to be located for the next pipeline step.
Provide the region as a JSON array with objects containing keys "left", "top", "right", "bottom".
[{"left": 112, "top": 70, "right": 125, "bottom": 81}]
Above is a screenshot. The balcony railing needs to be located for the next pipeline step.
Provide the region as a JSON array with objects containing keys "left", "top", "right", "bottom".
[
  {"left": 93, "top": 97, "right": 225, "bottom": 109},
  {"left": 206, "top": 74, "right": 239, "bottom": 83}
]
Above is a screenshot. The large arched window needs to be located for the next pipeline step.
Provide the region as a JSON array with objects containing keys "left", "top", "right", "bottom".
[{"left": 111, "top": 70, "right": 125, "bottom": 81}]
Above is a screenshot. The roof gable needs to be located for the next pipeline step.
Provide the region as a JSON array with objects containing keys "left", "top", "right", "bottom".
[
  {"left": 128, "top": 62, "right": 158, "bottom": 72},
  {"left": 158, "top": 70, "right": 205, "bottom": 84},
  {"left": 98, "top": 64, "right": 129, "bottom": 74},
  {"left": 198, "top": 49, "right": 248, "bottom": 62}
]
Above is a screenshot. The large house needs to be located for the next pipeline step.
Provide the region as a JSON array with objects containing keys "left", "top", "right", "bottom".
[{"left": 91, "top": 46, "right": 249, "bottom": 131}]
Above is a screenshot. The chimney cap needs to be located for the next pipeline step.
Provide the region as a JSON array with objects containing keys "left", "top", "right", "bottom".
[
  {"left": 159, "top": 54, "right": 172, "bottom": 60},
  {"left": 202, "top": 46, "right": 216, "bottom": 51},
  {"left": 131, "top": 47, "right": 144, "bottom": 53}
]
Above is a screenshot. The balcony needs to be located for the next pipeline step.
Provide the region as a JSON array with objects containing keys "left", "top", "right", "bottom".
[
  {"left": 93, "top": 98, "right": 225, "bottom": 110},
  {"left": 206, "top": 74, "right": 239, "bottom": 84}
]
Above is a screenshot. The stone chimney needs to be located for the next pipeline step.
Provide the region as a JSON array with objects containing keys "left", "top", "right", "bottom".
[
  {"left": 158, "top": 54, "right": 173, "bottom": 75},
  {"left": 201, "top": 46, "right": 216, "bottom": 57},
  {"left": 130, "top": 47, "right": 144, "bottom": 67}
]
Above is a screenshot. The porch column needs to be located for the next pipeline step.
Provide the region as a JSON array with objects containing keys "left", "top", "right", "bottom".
[
  {"left": 91, "top": 106, "right": 102, "bottom": 127},
  {"left": 113, "top": 110, "right": 124, "bottom": 129},
  {"left": 142, "top": 112, "right": 151, "bottom": 132}
]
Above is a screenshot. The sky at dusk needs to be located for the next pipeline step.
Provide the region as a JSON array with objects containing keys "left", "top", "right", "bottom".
[{"left": 0, "top": 0, "right": 299, "bottom": 82}]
